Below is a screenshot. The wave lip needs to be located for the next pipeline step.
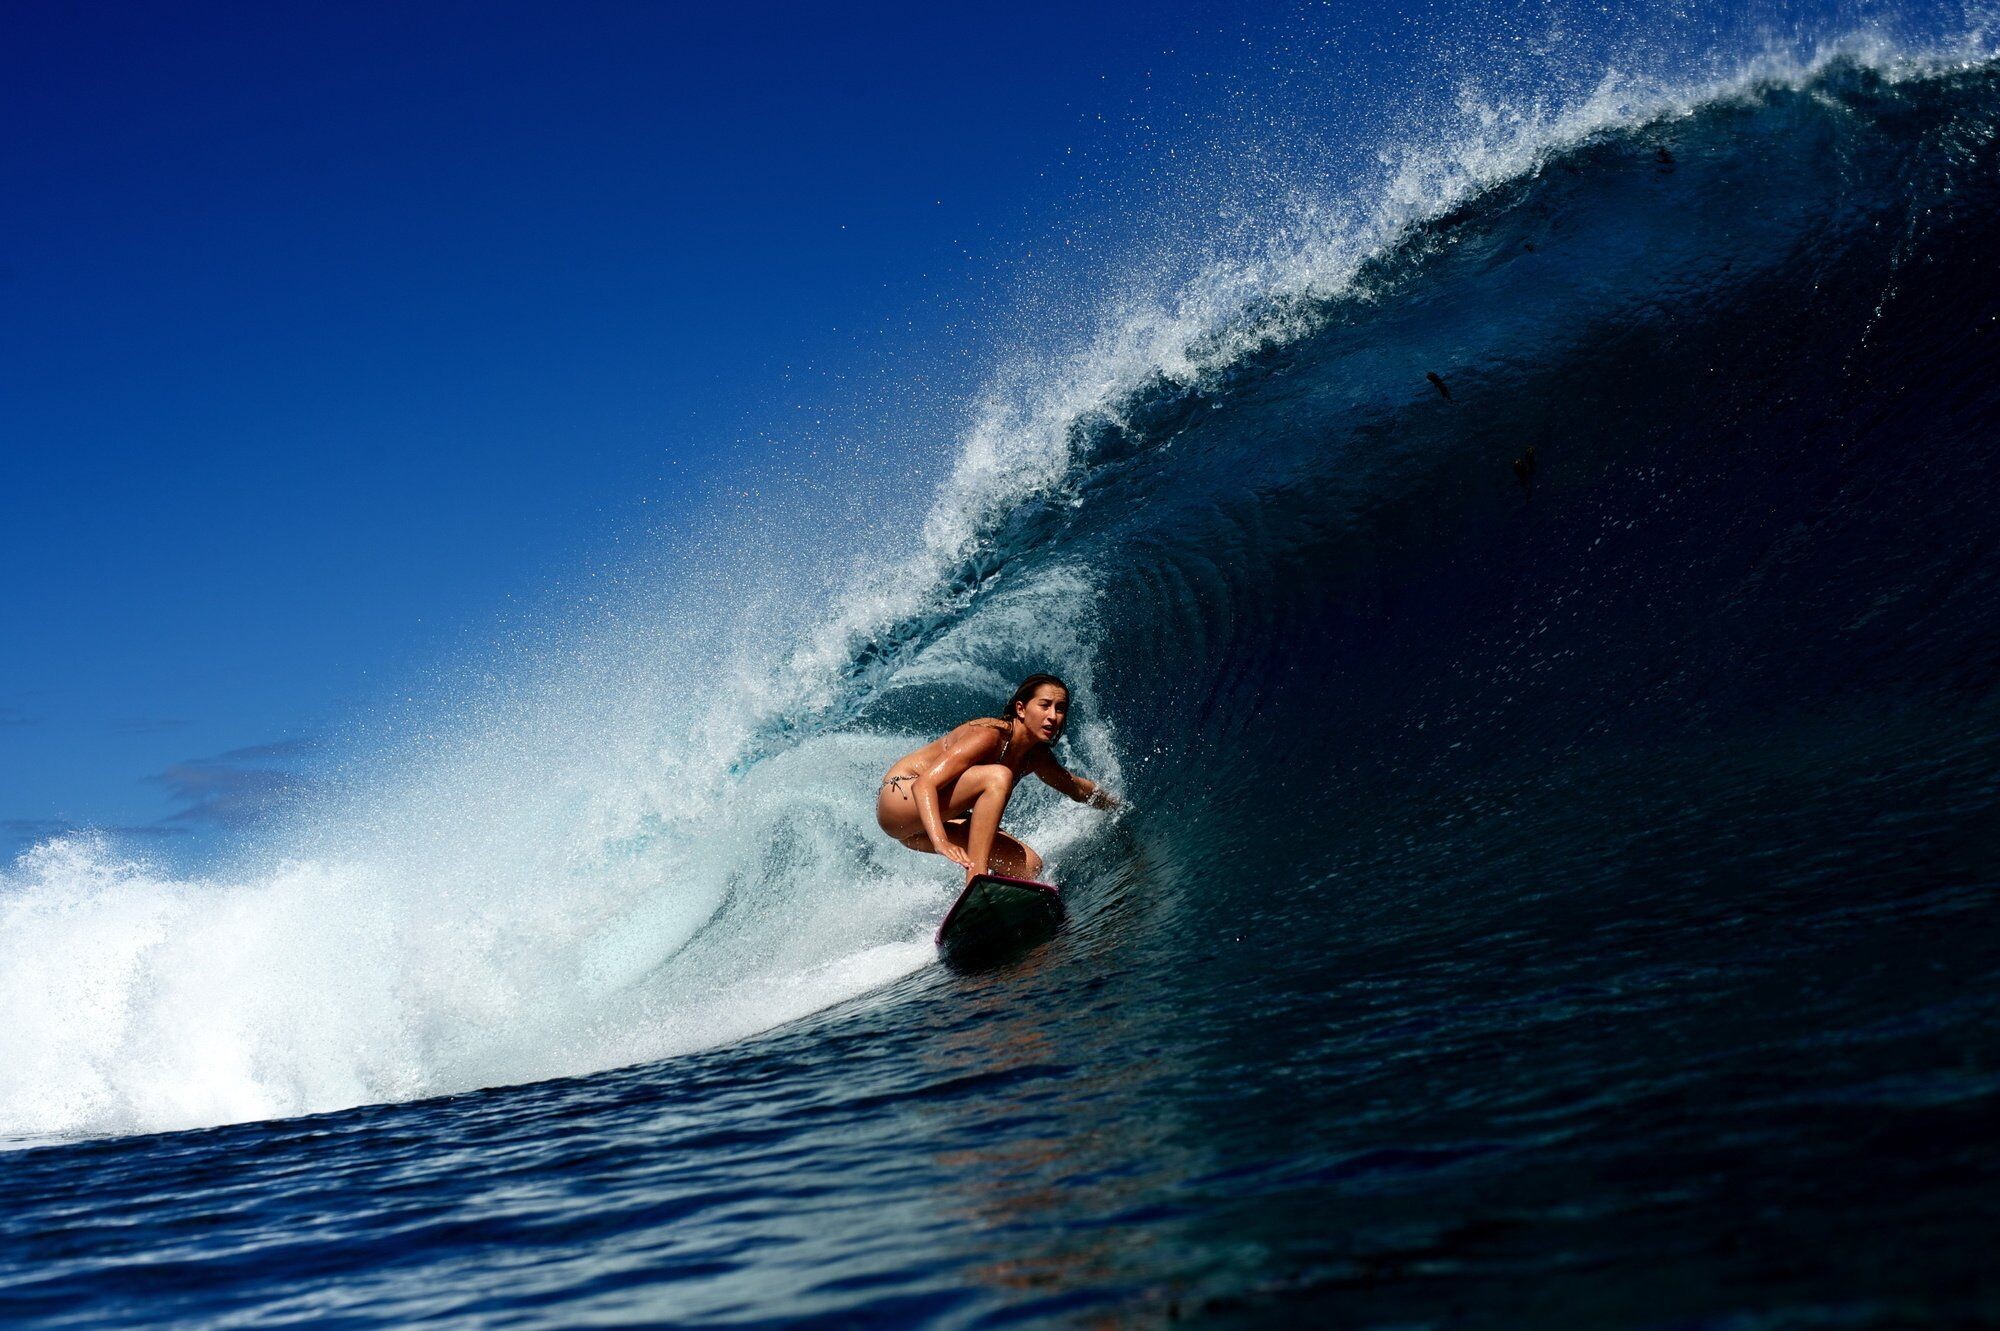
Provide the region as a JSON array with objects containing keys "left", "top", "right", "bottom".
[{"left": 7, "top": 38, "right": 1999, "bottom": 1142}]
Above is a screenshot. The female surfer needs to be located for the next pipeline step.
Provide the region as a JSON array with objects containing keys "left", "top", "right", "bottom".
[{"left": 877, "top": 674, "right": 1119, "bottom": 883}]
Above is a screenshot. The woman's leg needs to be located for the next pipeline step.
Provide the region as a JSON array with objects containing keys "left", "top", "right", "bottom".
[
  {"left": 878, "top": 764, "right": 1043, "bottom": 878},
  {"left": 989, "top": 831, "right": 1044, "bottom": 881},
  {"left": 932, "top": 823, "right": 1044, "bottom": 880},
  {"left": 950, "top": 763, "right": 1022, "bottom": 878}
]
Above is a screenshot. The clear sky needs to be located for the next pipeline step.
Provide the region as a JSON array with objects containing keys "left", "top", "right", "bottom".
[
  {"left": 2, "top": 1, "right": 1241, "bottom": 860},
  {"left": 1, "top": 0, "right": 1949, "bottom": 863}
]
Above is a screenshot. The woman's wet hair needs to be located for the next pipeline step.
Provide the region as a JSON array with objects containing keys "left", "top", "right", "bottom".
[{"left": 1003, "top": 674, "right": 1071, "bottom": 730}]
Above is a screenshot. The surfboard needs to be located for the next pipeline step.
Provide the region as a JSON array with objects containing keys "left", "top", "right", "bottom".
[{"left": 935, "top": 872, "right": 1065, "bottom": 968}]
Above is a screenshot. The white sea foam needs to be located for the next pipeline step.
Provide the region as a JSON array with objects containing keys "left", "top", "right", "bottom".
[
  {"left": 2, "top": 31, "right": 1983, "bottom": 1142},
  {"left": 0, "top": 537, "right": 1118, "bottom": 1140}
]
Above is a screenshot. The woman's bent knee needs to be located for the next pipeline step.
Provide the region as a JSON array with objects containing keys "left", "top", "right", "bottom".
[{"left": 962, "top": 763, "right": 1016, "bottom": 796}]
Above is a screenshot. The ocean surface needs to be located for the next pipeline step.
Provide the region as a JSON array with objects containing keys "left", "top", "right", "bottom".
[{"left": 5, "top": 41, "right": 2000, "bottom": 1330}]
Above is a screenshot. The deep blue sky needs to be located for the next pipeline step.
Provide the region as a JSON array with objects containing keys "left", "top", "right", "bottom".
[
  {"left": 2, "top": 1, "right": 1245, "bottom": 859},
  {"left": 0, "top": 0, "right": 1942, "bottom": 862}
]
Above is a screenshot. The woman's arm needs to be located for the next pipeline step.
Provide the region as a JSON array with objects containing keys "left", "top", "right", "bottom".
[
  {"left": 912, "top": 723, "right": 1006, "bottom": 866},
  {"left": 1030, "top": 748, "right": 1122, "bottom": 811},
  {"left": 911, "top": 771, "right": 968, "bottom": 869}
]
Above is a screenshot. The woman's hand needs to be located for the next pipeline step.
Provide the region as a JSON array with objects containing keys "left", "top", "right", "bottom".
[
  {"left": 940, "top": 841, "right": 975, "bottom": 871},
  {"left": 1075, "top": 778, "right": 1121, "bottom": 812}
]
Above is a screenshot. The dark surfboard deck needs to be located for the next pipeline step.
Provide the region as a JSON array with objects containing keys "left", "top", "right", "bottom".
[{"left": 935, "top": 872, "right": 1064, "bottom": 968}]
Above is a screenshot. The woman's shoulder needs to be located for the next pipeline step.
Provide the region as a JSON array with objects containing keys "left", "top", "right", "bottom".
[{"left": 952, "top": 717, "right": 1009, "bottom": 745}]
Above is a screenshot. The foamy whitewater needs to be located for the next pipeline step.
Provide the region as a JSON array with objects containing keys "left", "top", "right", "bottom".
[{"left": 3, "top": 25, "right": 1994, "bottom": 1145}]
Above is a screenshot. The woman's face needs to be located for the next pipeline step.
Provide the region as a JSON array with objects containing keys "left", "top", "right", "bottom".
[{"left": 1017, "top": 685, "right": 1070, "bottom": 744}]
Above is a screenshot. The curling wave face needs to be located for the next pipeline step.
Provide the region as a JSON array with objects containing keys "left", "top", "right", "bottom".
[{"left": 5, "top": 46, "right": 2000, "bottom": 1142}]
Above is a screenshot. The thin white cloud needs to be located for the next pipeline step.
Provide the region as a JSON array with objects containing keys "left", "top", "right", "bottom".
[{"left": 150, "top": 737, "right": 320, "bottom": 827}]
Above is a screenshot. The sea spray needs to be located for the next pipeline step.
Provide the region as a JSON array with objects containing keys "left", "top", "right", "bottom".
[{"left": 4, "top": 37, "right": 1992, "bottom": 1143}]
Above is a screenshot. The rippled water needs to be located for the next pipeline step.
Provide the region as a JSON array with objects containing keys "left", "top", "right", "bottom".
[{"left": 7, "top": 49, "right": 2000, "bottom": 1331}]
